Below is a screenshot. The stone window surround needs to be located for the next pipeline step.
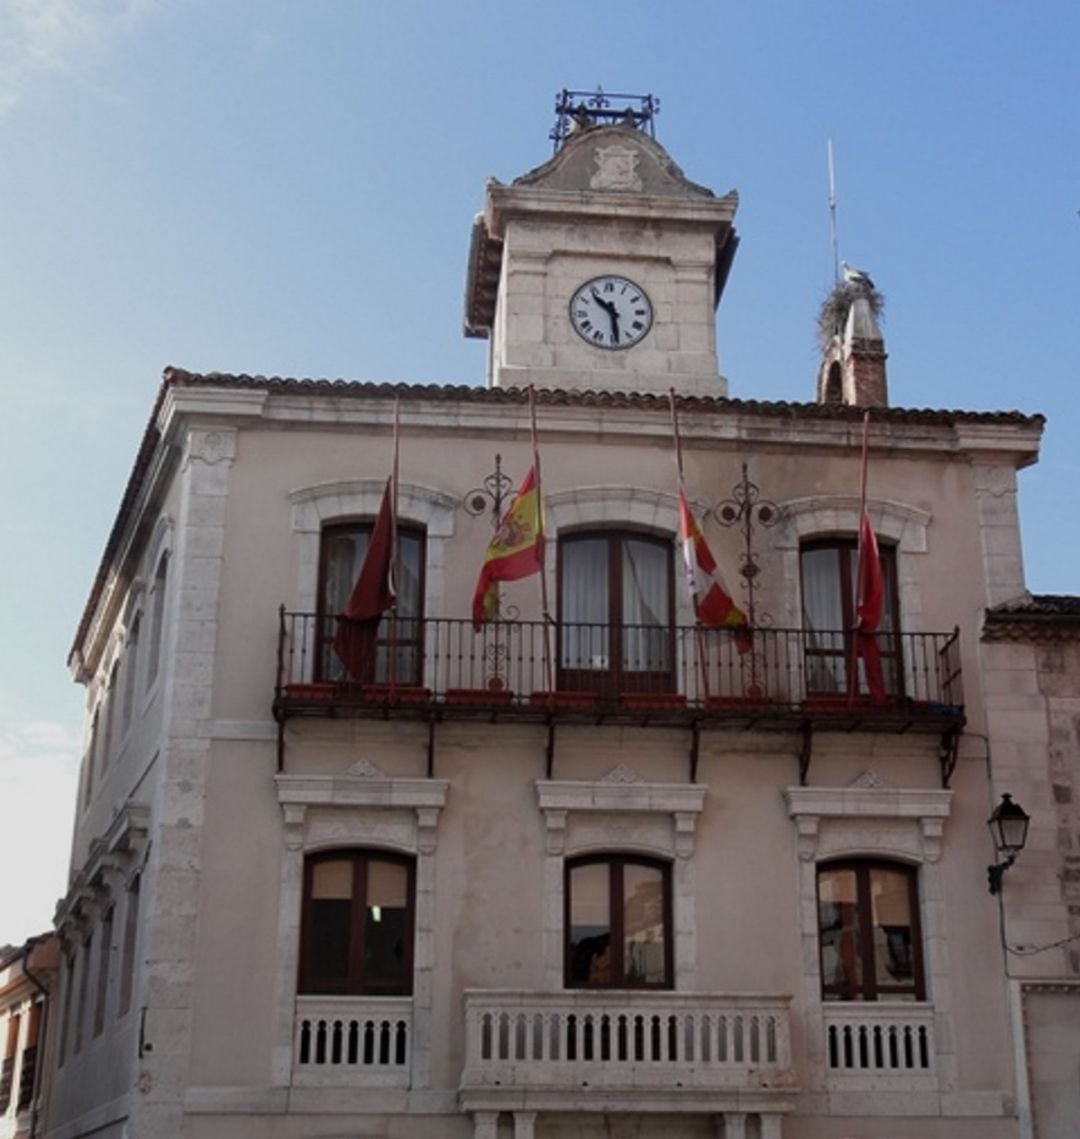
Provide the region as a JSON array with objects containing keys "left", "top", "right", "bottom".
[
  {"left": 536, "top": 768, "right": 706, "bottom": 991},
  {"left": 273, "top": 765, "right": 449, "bottom": 1090},
  {"left": 545, "top": 486, "right": 696, "bottom": 626},
  {"left": 289, "top": 480, "right": 457, "bottom": 619},
  {"left": 784, "top": 778, "right": 954, "bottom": 1098},
  {"left": 774, "top": 495, "right": 930, "bottom": 631}
]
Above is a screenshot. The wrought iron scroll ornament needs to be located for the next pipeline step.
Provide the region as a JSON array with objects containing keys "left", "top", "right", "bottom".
[
  {"left": 550, "top": 87, "right": 660, "bottom": 152},
  {"left": 464, "top": 452, "right": 514, "bottom": 526},
  {"left": 714, "top": 462, "right": 782, "bottom": 628},
  {"left": 463, "top": 455, "right": 519, "bottom": 685}
]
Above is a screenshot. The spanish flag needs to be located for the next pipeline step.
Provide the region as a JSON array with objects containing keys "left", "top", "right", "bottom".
[
  {"left": 678, "top": 488, "right": 750, "bottom": 651},
  {"left": 472, "top": 466, "right": 545, "bottom": 628}
]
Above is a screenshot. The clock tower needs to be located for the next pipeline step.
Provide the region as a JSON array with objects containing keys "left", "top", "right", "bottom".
[{"left": 464, "top": 94, "right": 739, "bottom": 397}]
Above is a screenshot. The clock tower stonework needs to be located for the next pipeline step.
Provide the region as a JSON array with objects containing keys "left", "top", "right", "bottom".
[{"left": 464, "top": 123, "right": 739, "bottom": 397}]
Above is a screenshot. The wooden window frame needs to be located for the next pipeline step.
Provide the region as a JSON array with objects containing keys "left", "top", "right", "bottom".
[
  {"left": 315, "top": 521, "right": 426, "bottom": 685},
  {"left": 816, "top": 859, "right": 926, "bottom": 1001},
  {"left": 298, "top": 849, "right": 416, "bottom": 997},
  {"left": 564, "top": 853, "right": 674, "bottom": 990},
  {"left": 556, "top": 530, "right": 675, "bottom": 697},
  {"left": 799, "top": 536, "right": 902, "bottom": 698}
]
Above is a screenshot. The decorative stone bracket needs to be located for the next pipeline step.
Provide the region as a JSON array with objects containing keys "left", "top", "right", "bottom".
[
  {"left": 55, "top": 802, "right": 150, "bottom": 942},
  {"left": 785, "top": 778, "right": 951, "bottom": 863},
  {"left": 276, "top": 763, "right": 449, "bottom": 854}
]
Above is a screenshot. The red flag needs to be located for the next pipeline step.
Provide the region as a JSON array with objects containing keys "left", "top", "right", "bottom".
[
  {"left": 334, "top": 478, "right": 396, "bottom": 680},
  {"left": 678, "top": 489, "right": 751, "bottom": 652},
  {"left": 472, "top": 466, "right": 544, "bottom": 628},
  {"left": 855, "top": 510, "right": 887, "bottom": 702}
]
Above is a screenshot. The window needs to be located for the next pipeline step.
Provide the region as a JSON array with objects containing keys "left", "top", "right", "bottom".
[
  {"left": 558, "top": 531, "right": 673, "bottom": 695},
  {"left": 100, "top": 660, "right": 119, "bottom": 773},
  {"left": 0, "top": 1011, "right": 18, "bottom": 1113},
  {"left": 817, "top": 860, "right": 925, "bottom": 1001},
  {"left": 16, "top": 1002, "right": 41, "bottom": 1111},
  {"left": 800, "top": 537, "right": 900, "bottom": 696},
  {"left": 118, "top": 875, "right": 140, "bottom": 1018},
  {"left": 57, "top": 954, "right": 74, "bottom": 1068},
  {"left": 318, "top": 523, "right": 425, "bottom": 685},
  {"left": 82, "top": 710, "right": 99, "bottom": 810},
  {"left": 299, "top": 851, "right": 415, "bottom": 996},
  {"left": 92, "top": 907, "right": 113, "bottom": 1037},
  {"left": 121, "top": 613, "right": 141, "bottom": 733},
  {"left": 565, "top": 855, "right": 672, "bottom": 989},
  {"left": 73, "top": 934, "right": 91, "bottom": 1054},
  {"left": 146, "top": 552, "right": 169, "bottom": 690}
]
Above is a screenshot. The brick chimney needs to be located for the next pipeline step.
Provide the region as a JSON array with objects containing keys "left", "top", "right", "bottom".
[{"left": 815, "top": 292, "right": 888, "bottom": 408}]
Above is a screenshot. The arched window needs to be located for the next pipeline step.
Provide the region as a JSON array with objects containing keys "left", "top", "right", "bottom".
[
  {"left": 146, "top": 552, "right": 169, "bottom": 690},
  {"left": 317, "top": 523, "right": 425, "bottom": 685},
  {"left": 817, "top": 860, "right": 925, "bottom": 1001},
  {"left": 800, "top": 536, "right": 900, "bottom": 696},
  {"left": 121, "top": 612, "right": 141, "bottom": 732},
  {"left": 82, "top": 709, "right": 99, "bottom": 810},
  {"left": 99, "top": 660, "right": 119, "bottom": 773},
  {"left": 823, "top": 360, "right": 843, "bottom": 404},
  {"left": 558, "top": 531, "right": 674, "bottom": 696},
  {"left": 299, "top": 850, "right": 415, "bottom": 996},
  {"left": 565, "top": 854, "right": 673, "bottom": 989}
]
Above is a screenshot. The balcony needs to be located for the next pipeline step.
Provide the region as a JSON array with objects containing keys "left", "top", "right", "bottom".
[
  {"left": 823, "top": 1003, "right": 937, "bottom": 1090},
  {"left": 460, "top": 990, "right": 795, "bottom": 1114},
  {"left": 292, "top": 995, "right": 411, "bottom": 1087},
  {"left": 274, "top": 612, "right": 963, "bottom": 738}
]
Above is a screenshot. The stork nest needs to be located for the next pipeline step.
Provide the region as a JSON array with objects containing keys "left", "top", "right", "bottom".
[{"left": 817, "top": 281, "right": 885, "bottom": 346}]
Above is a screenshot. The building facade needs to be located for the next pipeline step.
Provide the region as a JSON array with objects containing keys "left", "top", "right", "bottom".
[
  {"left": 982, "top": 596, "right": 1080, "bottom": 1139},
  {"left": 47, "top": 117, "right": 1052, "bottom": 1137},
  {"left": 1, "top": 934, "right": 58, "bottom": 1139}
]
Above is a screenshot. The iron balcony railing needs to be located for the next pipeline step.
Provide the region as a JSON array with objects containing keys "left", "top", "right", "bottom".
[{"left": 275, "top": 610, "right": 963, "bottom": 720}]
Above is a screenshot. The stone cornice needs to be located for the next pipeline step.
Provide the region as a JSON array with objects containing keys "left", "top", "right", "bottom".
[{"left": 276, "top": 772, "right": 449, "bottom": 811}]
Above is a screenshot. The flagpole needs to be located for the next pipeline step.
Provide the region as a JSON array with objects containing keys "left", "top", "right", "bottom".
[
  {"left": 389, "top": 395, "right": 400, "bottom": 692},
  {"left": 848, "top": 410, "right": 870, "bottom": 700},
  {"left": 529, "top": 386, "right": 555, "bottom": 696},
  {"left": 669, "top": 389, "right": 711, "bottom": 703},
  {"left": 828, "top": 139, "right": 840, "bottom": 285}
]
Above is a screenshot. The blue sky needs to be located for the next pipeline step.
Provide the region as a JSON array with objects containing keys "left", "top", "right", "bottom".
[{"left": 1, "top": 0, "right": 1077, "bottom": 944}]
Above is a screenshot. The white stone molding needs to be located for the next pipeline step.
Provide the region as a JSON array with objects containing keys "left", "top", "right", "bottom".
[
  {"left": 144, "top": 513, "right": 175, "bottom": 579},
  {"left": 288, "top": 478, "right": 457, "bottom": 621},
  {"left": 543, "top": 486, "right": 696, "bottom": 625},
  {"left": 971, "top": 462, "right": 1027, "bottom": 606},
  {"left": 535, "top": 776, "right": 706, "bottom": 991},
  {"left": 598, "top": 763, "right": 645, "bottom": 784},
  {"left": 126, "top": 423, "right": 237, "bottom": 1136},
  {"left": 784, "top": 782, "right": 955, "bottom": 1100},
  {"left": 184, "top": 427, "right": 236, "bottom": 468},
  {"left": 272, "top": 771, "right": 449, "bottom": 1093},
  {"left": 785, "top": 785, "right": 952, "bottom": 864},
  {"left": 773, "top": 494, "right": 931, "bottom": 632}
]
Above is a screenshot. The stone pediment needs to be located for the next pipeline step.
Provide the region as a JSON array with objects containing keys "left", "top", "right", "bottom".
[{"left": 511, "top": 124, "right": 720, "bottom": 200}]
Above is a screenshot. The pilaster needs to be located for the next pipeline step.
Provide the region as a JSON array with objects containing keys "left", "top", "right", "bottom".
[{"left": 127, "top": 425, "right": 235, "bottom": 1137}]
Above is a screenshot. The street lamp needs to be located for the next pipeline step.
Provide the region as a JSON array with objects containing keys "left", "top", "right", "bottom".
[{"left": 987, "top": 793, "right": 1030, "bottom": 895}]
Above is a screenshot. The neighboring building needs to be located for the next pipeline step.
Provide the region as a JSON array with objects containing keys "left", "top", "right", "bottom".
[
  {"left": 982, "top": 596, "right": 1080, "bottom": 1139},
  {"left": 49, "top": 103, "right": 1054, "bottom": 1137},
  {"left": 1, "top": 934, "right": 58, "bottom": 1139}
]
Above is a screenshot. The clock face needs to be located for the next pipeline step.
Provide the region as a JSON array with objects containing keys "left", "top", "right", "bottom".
[{"left": 569, "top": 275, "right": 653, "bottom": 350}]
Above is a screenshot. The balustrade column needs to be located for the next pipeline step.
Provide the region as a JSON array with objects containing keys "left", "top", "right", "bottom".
[
  {"left": 720, "top": 1111, "right": 746, "bottom": 1139},
  {"left": 759, "top": 1112, "right": 784, "bottom": 1139},
  {"left": 472, "top": 1111, "right": 499, "bottom": 1139}
]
